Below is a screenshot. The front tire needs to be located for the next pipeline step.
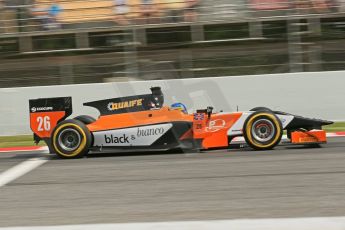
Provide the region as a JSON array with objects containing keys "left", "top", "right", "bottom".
[
  {"left": 250, "top": 107, "right": 272, "bottom": 112},
  {"left": 243, "top": 111, "right": 283, "bottom": 150},
  {"left": 52, "top": 119, "right": 92, "bottom": 159}
]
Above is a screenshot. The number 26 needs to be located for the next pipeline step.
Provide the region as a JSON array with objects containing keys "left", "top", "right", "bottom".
[{"left": 37, "top": 116, "right": 51, "bottom": 131}]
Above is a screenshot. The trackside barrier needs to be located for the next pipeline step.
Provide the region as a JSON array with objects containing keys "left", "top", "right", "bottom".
[{"left": 0, "top": 70, "right": 345, "bottom": 136}]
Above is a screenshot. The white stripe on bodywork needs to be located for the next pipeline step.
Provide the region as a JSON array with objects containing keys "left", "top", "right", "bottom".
[
  {"left": 276, "top": 114, "right": 294, "bottom": 129},
  {"left": 227, "top": 112, "right": 251, "bottom": 136},
  {"left": 227, "top": 112, "right": 294, "bottom": 136}
]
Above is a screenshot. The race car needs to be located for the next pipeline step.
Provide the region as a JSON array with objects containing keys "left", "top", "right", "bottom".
[{"left": 29, "top": 87, "right": 333, "bottom": 158}]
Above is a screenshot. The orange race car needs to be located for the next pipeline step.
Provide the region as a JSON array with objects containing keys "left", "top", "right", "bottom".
[{"left": 29, "top": 87, "right": 333, "bottom": 158}]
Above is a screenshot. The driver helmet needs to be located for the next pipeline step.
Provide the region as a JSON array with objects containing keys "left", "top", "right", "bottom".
[{"left": 170, "top": 102, "right": 188, "bottom": 114}]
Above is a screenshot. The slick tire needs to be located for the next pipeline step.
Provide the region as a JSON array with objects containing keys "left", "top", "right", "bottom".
[
  {"left": 243, "top": 111, "right": 283, "bottom": 150},
  {"left": 250, "top": 107, "right": 272, "bottom": 112},
  {"left": 52, "top": 119, "right": 92, "bottom": 159},
  {"left": 73, "top": 115, "right": 96, "bottom": 124}
]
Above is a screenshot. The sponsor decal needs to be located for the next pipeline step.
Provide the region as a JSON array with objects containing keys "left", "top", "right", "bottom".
[
  {"left": 104, "top": 134, "right": 130, "bottom": 144},
  {"left": 93, "top": 123, "right": 173, "bottom": 147},
  {"left": 206, "top": 119, "right": 226, "bottom": 132},
  {"left": 107, "top": 99, "right": 143, "bottom": 111},
  {"left": 103, "top": 127, "right": 165, "bottom": 144},
  {"left": 232, "top": 129, "right": 242, "bottom": 132},
  {"left": 299, "top": 137, "right": 318, "bottom": 143},
  {"left": 31, "top": 107, "right": 53, "bottom": 113},
  {"left": 137, "top": 127, "right": 165, "bottom": 137}
]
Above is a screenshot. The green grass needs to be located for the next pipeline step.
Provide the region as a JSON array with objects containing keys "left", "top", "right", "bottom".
[
  {"left": 323, "top": 122, "right": 345, "bottom": 132},
  {"left": 0, "top": 135, "right": 45, "bottom": 148},
  {"left": 0, "top": 122, "right": 344, "bottom": 148}
]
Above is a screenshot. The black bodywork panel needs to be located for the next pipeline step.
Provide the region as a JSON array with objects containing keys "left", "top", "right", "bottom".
[
  {"left": 29, "top": 97, "right": 72, "bottom": 116},
  {"left": 275, "top": 110, "right": 333, "bottom": 130},
  {"left": 84, "top": 87, "right": 164, "bottom": 116}
]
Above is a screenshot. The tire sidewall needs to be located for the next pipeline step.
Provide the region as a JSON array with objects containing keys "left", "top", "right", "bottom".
[
  {"left": 52, "top": 119, "right": 92, "bottom": 158},
  {"left": 243, "top": 111, "right": 283, "bottom": 150}
]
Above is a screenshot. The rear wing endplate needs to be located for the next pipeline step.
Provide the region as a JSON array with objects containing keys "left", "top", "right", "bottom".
[{"left": 29, "top": 97, "right": 72, "bottom": 139}]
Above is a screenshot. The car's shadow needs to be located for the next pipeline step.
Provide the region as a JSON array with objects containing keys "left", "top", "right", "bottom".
[
  {"left": 47, "top": 149, "right": 193, "bottom": 160},
  {"left": 46, "top": 143, "right": 325, "bottom": 160},
  {"left": 283, "top": 143, "right": 323, "bottom": 149}
]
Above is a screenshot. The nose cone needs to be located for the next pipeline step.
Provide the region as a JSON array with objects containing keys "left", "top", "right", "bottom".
[
  {"left": 285, "top": 115, "right": 334, "bottom": 130},
  {"left": 322, "top": 120, "right": 334, "bottom": 126}
]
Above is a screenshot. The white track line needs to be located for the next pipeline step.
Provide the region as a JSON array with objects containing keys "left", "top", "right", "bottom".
[
  {"left": 2, "top": 217, "right": 345, "bottom": 230},
  {"left": 0, "top": 157, "right": 48, "bottom": 188}
]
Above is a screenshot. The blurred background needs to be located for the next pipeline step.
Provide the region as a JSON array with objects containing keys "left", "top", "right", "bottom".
[{"left": 0, "top": 0, "right": 344, "bottom": 88}]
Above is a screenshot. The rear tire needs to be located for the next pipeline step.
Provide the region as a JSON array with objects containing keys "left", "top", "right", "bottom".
[
  {"left": 52, "top": 119, "right": 92, "bottom": 159},
  {"left": 243, "top": 111, "right": 283, "bottom": 150},
  {"left": 73, "top": 115, "right": 96, "bottom": 124}
]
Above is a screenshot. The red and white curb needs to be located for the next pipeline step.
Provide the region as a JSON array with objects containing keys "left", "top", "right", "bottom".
[
  {"left": 0, "top": 146, "right": 48, "bottom": 153},
  {"left": 326, "top": 132, "right": 345, "bottom": 137},
  {"left": 0, "top": 132, "right": 344, "bottom": 153}
]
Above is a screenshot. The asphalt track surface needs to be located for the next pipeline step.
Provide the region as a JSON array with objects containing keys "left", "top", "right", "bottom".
[{"left": 1, "top": 138, "right": 345, "bottom": 227}]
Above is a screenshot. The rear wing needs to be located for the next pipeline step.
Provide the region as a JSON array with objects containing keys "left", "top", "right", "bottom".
[
  {"left": 29, "top": 97, "right": 72, "bottom": 141},
  {"left": 83, "top": 87, "right": 164, "bottom": 116}
]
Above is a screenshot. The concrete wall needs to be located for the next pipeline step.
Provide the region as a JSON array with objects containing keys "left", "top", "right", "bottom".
[{"left": 0, "top": 71, "right": 344, "bottom": 136}]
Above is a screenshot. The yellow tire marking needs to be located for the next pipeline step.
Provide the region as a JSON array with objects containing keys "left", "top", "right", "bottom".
[
  {"left": 52, "top": 123, "right": 87, "bottom": 158},
  {"left": 246, "top": 113, "right": 282, "bottom": 149}
]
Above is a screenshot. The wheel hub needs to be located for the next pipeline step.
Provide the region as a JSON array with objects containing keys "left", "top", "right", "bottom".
[
  {"left": 58, "top": 128, "right": 81, "bottom": 152},
  {"left": 251, "top": 119, "right": 275, "bottom": 142}
]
